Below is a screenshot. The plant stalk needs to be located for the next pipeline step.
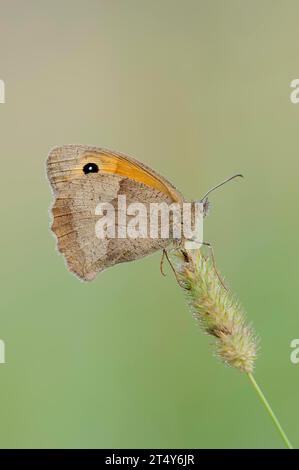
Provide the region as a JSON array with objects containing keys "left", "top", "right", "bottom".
[{"left": 247, "top": 373, "right": 293, "bottom": 449}]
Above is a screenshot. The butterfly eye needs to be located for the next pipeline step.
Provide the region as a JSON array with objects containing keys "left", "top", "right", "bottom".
[{"left": 83, "top": 163, "right": 99, "bottom": 174}]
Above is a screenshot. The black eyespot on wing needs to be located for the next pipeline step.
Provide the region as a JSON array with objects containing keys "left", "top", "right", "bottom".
[{"left": 83, "top": 163, "right": 99, "bottom": 174}]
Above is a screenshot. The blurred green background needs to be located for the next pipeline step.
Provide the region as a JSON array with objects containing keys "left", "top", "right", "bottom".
[{"left": 0, "top": 0, "right": 298, "bottom": 449}]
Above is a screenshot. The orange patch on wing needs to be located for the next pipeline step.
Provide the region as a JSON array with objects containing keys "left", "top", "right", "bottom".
[{"left": 80, "top": 151, "right": 182, "bottom": 202}]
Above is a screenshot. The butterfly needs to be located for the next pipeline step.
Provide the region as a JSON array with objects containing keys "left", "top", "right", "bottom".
[
  {"left": 47, "top": 145, "right": 240, "bottom": 281},
  {"left": 46, "top": 144, "right": 191, "bottom": 281}
]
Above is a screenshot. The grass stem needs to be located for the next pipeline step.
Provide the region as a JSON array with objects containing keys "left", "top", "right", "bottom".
[{"left": 247, "top": 373, "right": 293, "bottom": 449}]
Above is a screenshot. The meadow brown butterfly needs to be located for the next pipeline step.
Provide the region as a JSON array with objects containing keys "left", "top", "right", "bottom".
[
  {"left": 47, "top": 145, "right": 199, "bottom": 281},
  {"left": 47, "top": 145, "right": 243, "bottom": 281}
]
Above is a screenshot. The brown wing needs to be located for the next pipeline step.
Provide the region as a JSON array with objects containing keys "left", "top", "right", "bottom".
[{"left": 47, "top": 145, "right": 183, "bottom": 281}]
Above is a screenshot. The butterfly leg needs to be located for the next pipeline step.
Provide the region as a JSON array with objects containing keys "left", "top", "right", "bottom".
[
  {"left": 201, "top": 242, "right": 228, "bottom": 291},
  {"left": 160, "top": 249, "right": 167, "bottom": 277},
  {"left": 162, "top": 249, "right": 183, "bottom": 287}
]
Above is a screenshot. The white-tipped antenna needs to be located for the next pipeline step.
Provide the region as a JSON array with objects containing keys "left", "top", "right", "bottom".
[{"left": 201, "top": 173, "right": 243, "bottom": 201}]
